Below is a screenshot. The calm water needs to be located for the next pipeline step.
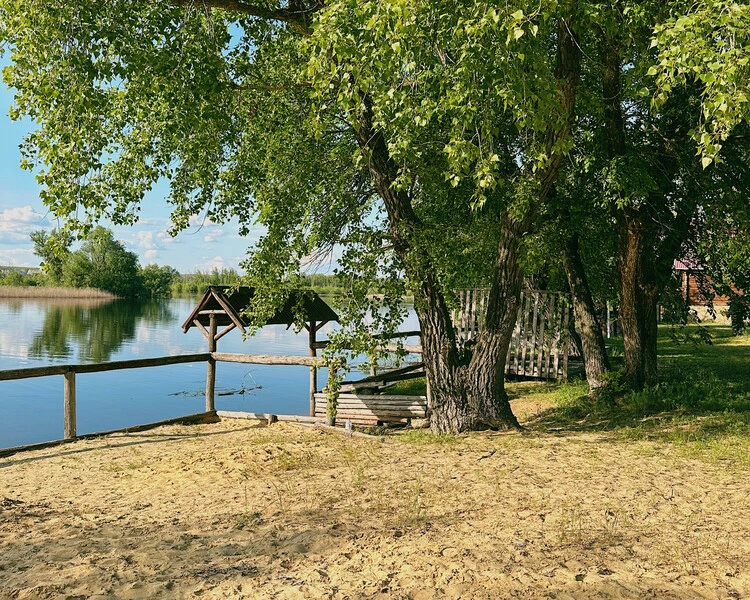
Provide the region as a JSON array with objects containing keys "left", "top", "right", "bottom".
[{"left": 0, "top": 297, "right": 418, "bottom": 449}]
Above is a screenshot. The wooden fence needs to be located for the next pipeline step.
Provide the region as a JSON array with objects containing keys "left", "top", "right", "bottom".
[
  {"left": 0, "top": 352, "right": 322, "bottom": 456},
  {"left": 452, "top": 289, "right": 572, "bottom": 380}
]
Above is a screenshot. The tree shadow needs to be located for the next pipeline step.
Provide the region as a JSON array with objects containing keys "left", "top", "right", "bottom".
[
  {"left": 523, "top": 326, "right": 750, "bottom": 443},
  {"left": 0, "top": 424, "right": 265, "bottom": 469}
]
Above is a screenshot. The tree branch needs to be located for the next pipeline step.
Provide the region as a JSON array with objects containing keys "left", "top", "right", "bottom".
[{"left": 169, "top": 0, "right": 315, "bottom": 36}]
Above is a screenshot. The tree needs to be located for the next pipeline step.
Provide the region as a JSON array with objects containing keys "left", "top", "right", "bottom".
[
  {"left": 1, "top": 0, "right": 584, "bottom": 432},
  {"left": 599, "top": 1, "right": 750, "bottom": 388},
  {"left": 62, "top": 227, "right": 144, "bottom": 297},
  {"left": 140, "top": 264, "right": 179, "bottom": 298},
  {"left": 30, "top": 229, "right": 72, "bottom": 283}
]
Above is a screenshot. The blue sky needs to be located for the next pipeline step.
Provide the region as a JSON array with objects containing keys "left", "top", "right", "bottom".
[{"left": 0, "top": 61, "right": 258, "bottom": 274}]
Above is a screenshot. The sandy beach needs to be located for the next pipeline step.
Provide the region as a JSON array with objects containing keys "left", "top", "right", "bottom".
[{"left": 1, "top": 404, "right": 748, "bottom": 599}]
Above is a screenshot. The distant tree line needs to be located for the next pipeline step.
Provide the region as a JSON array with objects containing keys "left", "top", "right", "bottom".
[
  {"left": 4, "top": 228, "right": 360, "bottom": 299},
  {"left": 15, "top": 226, "right": 179, "bottom": 298}
]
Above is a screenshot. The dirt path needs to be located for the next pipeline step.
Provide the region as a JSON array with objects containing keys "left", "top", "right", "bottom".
[{"left": 1, "top": 417, "right": 748, "bottom": 599}]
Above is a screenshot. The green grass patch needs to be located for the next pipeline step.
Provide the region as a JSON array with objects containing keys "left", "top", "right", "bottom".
[
  {"left": 387, "top": 376, "right": 427, "bottom": 396},
  {"left": 524, "top": 325, "right": 750, "bottom": 467}
]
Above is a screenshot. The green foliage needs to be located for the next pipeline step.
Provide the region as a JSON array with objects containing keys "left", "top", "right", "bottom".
[
  {"left": 727, "top": 295, "right": 750, "bottom": 335},
  {"left": 651, "top": 1, "right": 750, "bottom": 164},
  {"left": 30, "top": 228, "right": 72, "bottom": 283},
  {"left": 140, "top": 264, "right": 179, "bottom": 299},
  {"left": 61, "top": 227, "right": 143, "bottom": 297},
  {"left": 171, "top": 268, "right": 241, "bottom": 296},
  {"left": 0, "top": 270, "right": 31, "bottom": 286}
]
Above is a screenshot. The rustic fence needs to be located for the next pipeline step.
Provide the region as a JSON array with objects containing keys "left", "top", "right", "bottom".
[
  {"left": 0, "top": 352, "right": 321, "bottom": 457},
  {"left": 452, "top": 289, "right": 572, "bottom": 380}
]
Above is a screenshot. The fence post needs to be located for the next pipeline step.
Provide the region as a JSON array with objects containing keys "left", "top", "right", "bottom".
[
  {"left": 63, "top": 371, "right": 76, "bottom": 439},
  {"left": 309, "top": 320, "right": 317, "bottom": 417},
  {"left": 206, "top": 314, "right": 217, "bottom": 412}
]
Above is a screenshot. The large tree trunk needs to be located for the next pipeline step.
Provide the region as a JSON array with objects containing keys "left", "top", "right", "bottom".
[
  {"left": 602, "top": 30, "right": 658, "bottom": 390},
  {"left": 617, "top": 214, "right": 659, "bottom": 389},
  {"left": 462, "top": 13, "right": 580, "bottom": 430},
  {"left": 561, "top": 233, "right": 610, "bottom": 391},
  {"left": 465, "top": 216, "right": 526, "bottom": 429}
]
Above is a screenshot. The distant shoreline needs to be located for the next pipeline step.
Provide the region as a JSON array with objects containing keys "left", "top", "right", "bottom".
[{"left": 0, "top": 286, "right": 116, "bottom": 299}]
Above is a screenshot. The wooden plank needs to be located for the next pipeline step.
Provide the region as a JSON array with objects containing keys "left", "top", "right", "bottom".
[
  {"left": 309, "top": 320, "right": 317, "bottom": 417},
  {"left": 560, "top": 303, "right": 571, "bottom": 380},
  {"left": 276, "top": 414, "right": 324, "bottom": 424},
  {"left": 321, "top": 403, "right": 427, "bottom": 412},
  {"left": 377, "top": 344, "right": 423, "bottom": 354},
  {"left": 520, "top": 291, "right": 532, "bottom": 376},
  {"left": 63, "top": 372, "right": 76, "bottom": 440},
  {"left": 210, "top": 291, "right": 247, "bottom": 334},
  {"left": 529, "top": 292, "right": 540, "bottom": 378},
  {"left": 478, "top": 289, "right": 487, "bottom": 335},
  {"left": 470, "top": 289, "right": 478, "bottom": 340},
  {"left": 536, "top": 292, "right": 548, "bottom": 377},
  {"left": 310, "top": 423, "right": 383, "bottom": 439},
  {"left": 314, "top": 400, "right": 427, "bottom": 410},
  {"left": 206, "top": 314, "right": 217, "bottom": 412},
  {"left": 317, "top": 401, "right": 428, "bottom": 409},
  {"left": 317, "top": 408, "right": 426, "bottom": 419},
  {"left": 371, "top": 330, "right": 421, "bottom": 340},
  {"left": 544, "top": 294, "right": 556, "bottom": 379},
  {"left": 552, "top": 301, "right": 561, "bottom": 379},
  {"left": 0, "top": 353, "right": 211, "bottom": 381},
  {"left": 512, "top": 293, "right": 523, "bottom": 375},
  {"left": 0, "top": 412, "right": 220, "bottom": 459},
  {"left": 316, "top": 393, "right": 427, "bottom": 402},
  {"left": 213, "top": 322, "right": 237, "bottom": 343},
  {"left": 212, "top": 353, "right": 319, "bottom": 366},
  {"left": 461, "top": 289, "right": 469, "bottom": 341}
]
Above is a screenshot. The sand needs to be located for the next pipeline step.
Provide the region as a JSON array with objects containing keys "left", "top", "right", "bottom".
[{"left": 1, "top": 405, "right": 749, "bottom": 599}]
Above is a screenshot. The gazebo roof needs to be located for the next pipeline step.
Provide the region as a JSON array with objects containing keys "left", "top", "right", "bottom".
[{"left": 181, "top": 286, "right": 339, "bottom": 335}]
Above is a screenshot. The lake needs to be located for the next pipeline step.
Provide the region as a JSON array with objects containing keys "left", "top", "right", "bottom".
[{"left": 0, "top": 296, "right": 419, "bottom": 449}]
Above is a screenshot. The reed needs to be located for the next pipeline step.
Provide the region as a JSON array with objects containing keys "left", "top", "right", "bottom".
[{"left": 0, "top": 286, "right": 116, "bottom": 299}]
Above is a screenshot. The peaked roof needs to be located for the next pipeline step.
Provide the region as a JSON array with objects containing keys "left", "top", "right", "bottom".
[{"left": 181, "top": 286, "right": 339, "bottom": 334}]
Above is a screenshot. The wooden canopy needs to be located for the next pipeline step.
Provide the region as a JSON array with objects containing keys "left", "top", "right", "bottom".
[{"left": 181, "top": 286, "right": 339, "bottom": 335}]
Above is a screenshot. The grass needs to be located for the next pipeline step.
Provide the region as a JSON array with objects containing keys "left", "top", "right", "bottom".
[
  {"left": 379, "top": 325, "right": 750, "bottom": 467},
  {"left": 525, "top": 325, "right": 750, "bottom": 468},
  {"left": 387, "top": 377, "right": 427, "bottom": 396}
]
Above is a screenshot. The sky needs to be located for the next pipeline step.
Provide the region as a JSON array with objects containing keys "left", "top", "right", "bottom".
[{"left": 0, "top": 60, "right": 259, "bottom": 274}]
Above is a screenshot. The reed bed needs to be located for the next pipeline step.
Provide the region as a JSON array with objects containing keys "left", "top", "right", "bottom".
[{"left": 0, "top": 286, "right": 115, "bottom": 299}]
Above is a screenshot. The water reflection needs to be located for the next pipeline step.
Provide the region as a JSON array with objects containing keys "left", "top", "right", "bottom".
[{"left": 29, "top": 299, "right": 176, "bottom": 362}]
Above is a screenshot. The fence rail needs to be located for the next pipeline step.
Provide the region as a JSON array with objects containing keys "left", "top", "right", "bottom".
[{"left": 0, "top": 352, "right": 320, "bottom": 449}]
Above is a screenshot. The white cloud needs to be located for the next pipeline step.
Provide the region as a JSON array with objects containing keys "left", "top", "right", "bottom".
[
  {"left": 203, "top": 228, "right": 225, "bottom": 244},
  {"left": 189, "top": 213, "right": 218, "bottom": 228},
  {"left": 136, "top": 230, "right": 157, "bottom": 249},
  {"left": 157, "top": 230, "right": 176, "bottom": 244},
  {"left": 199, "top": 255, "right": 227, "bottom": 271},
  {"left": 0, "top": 205, "right": 50, "bottom": 243},
  {"left": 0, "top": 247, "right": 38, "bottom": 267}
]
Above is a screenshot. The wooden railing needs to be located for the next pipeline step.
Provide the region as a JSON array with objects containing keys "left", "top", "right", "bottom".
[{"left": 0, "top": 352, "right": 321, "bottom": 447}]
